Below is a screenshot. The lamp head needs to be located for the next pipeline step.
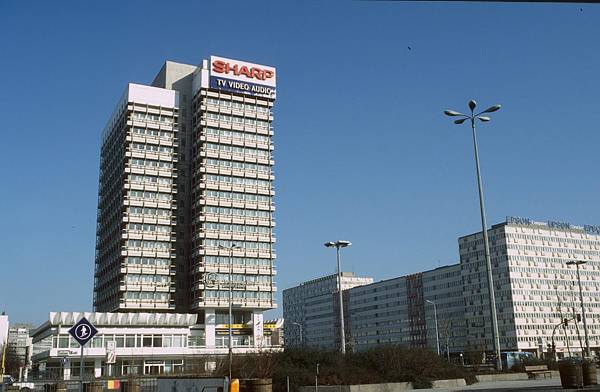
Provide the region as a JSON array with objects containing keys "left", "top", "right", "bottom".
[
  {"left": 468, "top": 100, "right": 477, "bottom": 111},
  {"left": 454, "top": 118, "right": 467, "bottom": 125},
  {"left": 478, "top": 116, "right": 491, "bottom": 122},
  {"left": 444, "top": 110, "right": 465, "bottom": 117},
  {"left": 481, "top": 104, "right": 501, "bottom": 114}
]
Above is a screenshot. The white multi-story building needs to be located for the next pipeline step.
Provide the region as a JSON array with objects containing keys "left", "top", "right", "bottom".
[
  {"left": 284, "top": 217, "right": 600, "bottom": 360},
  {"left": 6, "top": 324, "right": 33, "bottom": 379},
  {"left": 93, "top": 56, "right": 277, "bottom": 348},
  {"left": 282, "top": 272, "right": 373, "bottom": 350},
  {"left": 0, "top": 313, "right": 8, "bottom": 352},
  {"left": 29, "top": 312, "right": 282, "bottom": 381},
  {"left": 459, "top": 216, "right": 600, "bottom": 357}
]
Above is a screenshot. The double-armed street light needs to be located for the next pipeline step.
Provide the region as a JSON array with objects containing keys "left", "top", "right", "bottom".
[
  {"left": 324, "top": 240, "right": 352, "bottom": 354},
  {"left": 444, "top": 100, "right": 502, "bottom": 370}
]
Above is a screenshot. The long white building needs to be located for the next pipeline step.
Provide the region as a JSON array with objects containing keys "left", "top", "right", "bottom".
[
  {"left": 93, "top": 56, "right": 277, "bottom": 348},
  {"left": 29, "top": 312, "right": 282, "bottom": 380},
  {"left": 283, "top": 217, "right": 600, "bottom": 360},
  {"left": 459, "top": 216, "right": 600, "bottom": 357}
]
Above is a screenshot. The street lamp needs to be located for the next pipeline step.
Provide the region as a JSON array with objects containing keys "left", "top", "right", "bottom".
[
  {"left": 291, "top": 322, "right": 304, "bottom": 347},
  {"left": 324, "top": 240, "right": 352, "bottom": 354},
  {"left": 566, "top": 260, "right": 590, "bottom": 357},
  {"left": 218, "top": 243, "right": 238, "bottom": 381},
  {"left": 444, "top": 100, "right": 502, "bottom": 371},
  {"left": 426, "top": 300, "right": 440, "bottom": 356}
]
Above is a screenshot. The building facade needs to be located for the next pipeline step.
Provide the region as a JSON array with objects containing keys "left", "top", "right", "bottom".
[
  {"left": 459, "top": 216, "right": 600, "bottom": 357},
  {"left": 30, "top": 312, "right": 282, "bottom": 381},
  {"left": 93, "top": 56, "right": 277, "bottom": 347},
  {"left": 284, "top": 217, "right": 600, "bottom": 360},
  {"left": 282, "top": 272, "right": 373, "bottom": 350},
  {"left": 6, "top": 325, "right": 33, "bottom": 378},
  {"left": 347, "top": 265, "right": 466, "bottom": 355}
]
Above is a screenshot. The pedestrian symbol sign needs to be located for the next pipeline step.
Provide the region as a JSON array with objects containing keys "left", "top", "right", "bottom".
[{"left": 68, "top": 317, "right": 98, "bottom": 347}]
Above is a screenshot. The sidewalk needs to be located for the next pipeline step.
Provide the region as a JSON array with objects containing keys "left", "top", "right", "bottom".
[{"left": 418, "top": 376, "right": 600, "bottom": 392}]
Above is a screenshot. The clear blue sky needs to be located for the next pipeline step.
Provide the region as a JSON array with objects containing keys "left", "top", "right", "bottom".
[{"left": 1, "top": 1, "right": 599, "bottom": 325}]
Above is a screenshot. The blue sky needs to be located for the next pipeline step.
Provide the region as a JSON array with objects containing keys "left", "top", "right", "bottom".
[{"left": 1, "top": 1, "right": 599, "bottom": 324}]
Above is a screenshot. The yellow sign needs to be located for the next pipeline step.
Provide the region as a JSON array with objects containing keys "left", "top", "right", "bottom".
[{"left": 230, "top": 378, "right": 239, "bottom": 392}]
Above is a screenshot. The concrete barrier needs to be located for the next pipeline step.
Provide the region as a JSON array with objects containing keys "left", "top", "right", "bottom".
[
  {"left": 299, "top": 383, "right": 413, "bottom": 392},
  {"left": 475, "top": 373, "right": 528, "bottom": 383},
  {"left": 300, "top": 379, "right": 467, "bottom": 392},
  {"left": 430, "top": 379, "right": 466, "bottom": 389}
]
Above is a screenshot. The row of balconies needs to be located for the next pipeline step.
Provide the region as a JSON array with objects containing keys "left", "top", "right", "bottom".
[
  {"left": 129, "top": 119, "right": 178, "bottom": 131},
  {"left": 199, "top": 165, "right": 273, "bottom": 180},
  {"left": 198, "top": 119, "right": 273, "bottom": 136},
  {"left": 192, "top": 202, "right": 273, "bottom": 217},
  {"left": 193, "top": 248, "right": 275, "bottom": 259},
  {"left": 198, "top": 180, "right": 274, "bottom": 196},
  {"left": 124, "top": 199, "right": 176, "bottom": 211},
  {"left": 122, "top": 231, "right": 176, "bottom": 242},
  {"left": 200, "top": 134, "right": 271, "bottom": 152},
  {"left": 202, "top": 103, "right": 273, "bottom": 121},
  {"left": 196, "top": 264, "right": 276, "bottom": 276},
  {"left": 120, "top": 265, "right": 175, "bottom": 275},
  {"left": 126, "top": 166, "right": 178, "bottom": 178},
  {"left": 192, "top": 182, "right": 273, "bottom": 199},
  {"left": 191, "top": 297, "right": 276, "bottom": 311},
  {"left": 123, "top": 215, "right": 176, "bottom": 226},
  {"left": 119, "top": 282, "right": 176, "bottom": 292},
  {"left": 121, "top": 248, "right": 175, "bottom": 257},
  {"left": 126, "top": 150, "right": 178, "bottom": 165},
  {"left": 194, "top": 231, "right": 274, "bottom": 244},
  {"left": 124, "top": 182, "right": 176, "bottom": 195},
  {"left": 194, "top": 215, "right": 273, "bottom": 229},
  {"left": 197, "top": 149, "right": 273, "bottom": 167},
  {"left": 198, "top": 197, "right": 275, "bottom": 212}
]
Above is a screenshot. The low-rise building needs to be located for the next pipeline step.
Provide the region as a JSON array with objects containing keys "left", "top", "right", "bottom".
[{"left": 30, "top": 312, "right": 282, "bottom": 380}]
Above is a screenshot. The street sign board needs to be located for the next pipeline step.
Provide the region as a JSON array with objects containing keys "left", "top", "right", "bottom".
[{"left": 68, "top": 317, "right": 98, "bottom": 347}]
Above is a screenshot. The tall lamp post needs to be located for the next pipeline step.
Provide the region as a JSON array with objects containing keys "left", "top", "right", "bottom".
[
  {"left": 292, "top": 322, "right": 304, "bottom": 347},
  {"left": 566, "top": 260, "right": 590, "bottom": 357},
  {"left": 426, "top": 300, "right": 440, "bottom": 356},
  {"left": 324, "top": 240, "right": 352, "bottom": 354},
  {"left": 219, "top": 243, "right": 238, "bottom": 381},
  {"left": 444, "top": 100, "right": 502, "bottom": 370}
]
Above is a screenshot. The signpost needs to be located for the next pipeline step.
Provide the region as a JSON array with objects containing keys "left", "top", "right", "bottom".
[{"left": 68, "top": 317, "right": 98, "bottom": 392}]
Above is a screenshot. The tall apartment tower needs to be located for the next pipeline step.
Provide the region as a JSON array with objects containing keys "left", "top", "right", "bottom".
[{"left": 94, "top": 56, "right": 277, "bottom": 340}]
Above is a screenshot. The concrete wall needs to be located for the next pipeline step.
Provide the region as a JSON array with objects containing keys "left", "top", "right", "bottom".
[{"left": 299, "top": 379, "right": 467, "bottom": 392}]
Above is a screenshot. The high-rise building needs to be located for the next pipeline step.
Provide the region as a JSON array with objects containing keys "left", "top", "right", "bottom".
[
  {"left": 282, "top": 272, "right": 374, "bottom": 350},
  {"left": 93, "top": 56, "right": 277, "bottom": 342}
]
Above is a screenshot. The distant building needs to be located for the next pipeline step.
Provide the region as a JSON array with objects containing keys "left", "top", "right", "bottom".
[
  {"left": 459, "top": 216, "right": 600, "bottom": 357},
  {"left": 282, "top": 272, "right": 374, "bottom": 350},
  {"left": 6, "top": 324, "right": 33, "bottom": 378},
  {"left": 347, "top": 264, "right": 466, "bottom": 354},
  {"left": 0, "top": 313, "right": 8, "bottom": 350},
  {"left": 30, "top": 312, "right": 282, "bottom": 380}
]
